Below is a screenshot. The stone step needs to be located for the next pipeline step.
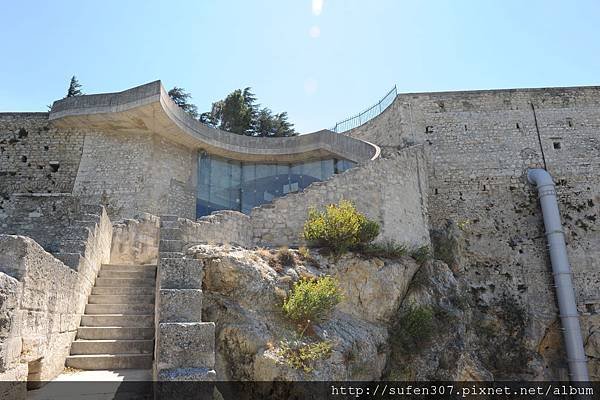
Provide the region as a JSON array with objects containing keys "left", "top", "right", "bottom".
[
  {"left": 85, "top": 303, "right": 155, "bottom": 315},
  {"left": 101, "top": 264, "right": 157, "bottom": 273},
  {"left": 98, "top": 270, "right": 156, "bottom": 279},
  {"left": 81, "top": 314, "right": 154, "bottom": 328},
  {"left": 88, "top": 294, "right": 155, "bottom": 304},
  {"left": 95, "top": 278, "right": 155, "bottom": 288},
  {"left": 92, "top": 286, "right": 155, "bottom": 296},
  {"left": 66, "top": 354, "right": 153, "bottom": 370},
  {"left": 77, "top": 327, "right": 154, "bottom": 340},
  {"left": 70, "top": 339, "right": 154, "bottom": 355}
]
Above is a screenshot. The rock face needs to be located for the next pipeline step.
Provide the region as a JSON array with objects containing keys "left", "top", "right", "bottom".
[
  {"left": 189, "top": 245, "right": 420, "bottom": 382},
  {"left": 187, "top": 242, "right": 599, "bottom": 383}
]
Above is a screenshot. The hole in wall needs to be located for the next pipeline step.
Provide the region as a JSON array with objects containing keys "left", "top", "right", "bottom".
[
  {"left": 553, "top": 142, "right": 562, "bottom": 150},
  {"left": 49, "top": 161, "right": 59, "bottom": 172},
  {"left": 516, "top": 122, "right": 521, "bottom": 129},
  {"left": 20, "top": 155, "right": 27, "bottom": 163},
  {"left": 44, "top": 145, "right": 49, "bottom": 151},
  {"left": 566, "top": 118, "right": 573, "bottom": 128},
  {"left": 425, "top": 126, "right": 434, "bottom": 134}
]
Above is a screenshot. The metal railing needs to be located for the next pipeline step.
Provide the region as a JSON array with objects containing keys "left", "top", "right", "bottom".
[{"left": 330, "top": 85, "right": 397, "bottom": 133}]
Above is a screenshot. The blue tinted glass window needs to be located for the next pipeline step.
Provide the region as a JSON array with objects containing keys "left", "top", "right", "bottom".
[{"left": 197, "top": 153, "right": 355, "bottom": 218}]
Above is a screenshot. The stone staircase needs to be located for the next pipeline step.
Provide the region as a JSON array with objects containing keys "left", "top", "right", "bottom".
[{"left": 65, "top": 263, "right": 156, "bottom": 370}]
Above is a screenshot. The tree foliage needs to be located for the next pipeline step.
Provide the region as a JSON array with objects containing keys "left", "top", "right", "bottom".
[
  {"left": 66, "top": 76, "right": 83, "bottom": 98},
  {"left": 170, "top": 85, "right": 296, "bottom": 137},
  {"left": 202, "top": 87, "right": 296, "bottom": 137},
  {"left": 168, "top": 87, "right": 199, "bottom": 119}
]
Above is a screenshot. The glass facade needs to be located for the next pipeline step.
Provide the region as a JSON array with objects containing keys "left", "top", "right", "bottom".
[{"left": 197, "top": 152, "right": 356, "bottom": 217}]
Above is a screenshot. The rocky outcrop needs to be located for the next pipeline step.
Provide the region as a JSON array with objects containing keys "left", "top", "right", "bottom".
[
  {"left": 185, "top": 242, "right": 599, "bottom": 383},
  {"left": 189, "top": 245, "right": 420, "bottom": 382}
]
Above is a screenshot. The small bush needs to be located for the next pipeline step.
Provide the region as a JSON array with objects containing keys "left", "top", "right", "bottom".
[
  {"left": 357, "top": 219, "right": 380, "bottom": 244},
  {"left": 392, "top": 306, "right": 435, "bottom": 353},
  {"left": 277, "top": 339, "right": 333, "bottom": 373},
  {"left": 303, "top": 200, "right": 380, "bottom": 256},
  {"left": 360, "top": 240, "right": 407, "bottom": 259},
  {"left": 276, "top": 246, "right": 295, "bottom": 267},
  {"left": 282, "top": 276, "right": 342, "bottom": 325},
  {"left": 410, "top": 245, "right": 431, "bottom": 265}
]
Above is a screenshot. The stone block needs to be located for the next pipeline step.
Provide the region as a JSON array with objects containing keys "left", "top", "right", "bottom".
[
  {"left": 159, "top": 258, "right": 203, "bottom": 289},
  {"left": 157, "top": 367, "right": 216, "bottom": 381},
  {"left": 159, "top": 289, "right": 202, "bottom": 323},
  {"left": 157, "top": 322, "right": 215, "bottom": 369},
  {"left": 0, "top": 336, "right": 22, "bottom": 372}
]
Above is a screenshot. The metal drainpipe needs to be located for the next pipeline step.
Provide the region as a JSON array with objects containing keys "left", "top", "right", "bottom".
[{"left": 527, "top": 168, "right": 589, "bottom": 381}]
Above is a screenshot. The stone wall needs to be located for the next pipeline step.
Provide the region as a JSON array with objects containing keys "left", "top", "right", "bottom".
[
  {"left": 158, "top": 146, "right": 430, "bottom": 251},
  {"left": 110, "top": 213, "right": 160, "bottom": 265},
  {"left": 0, "top": 230, "right": 112, "bottom": 391},
  {"left": 0, "top": 195, "right": 112, "bottom": 388},
  {"left": 349, "top": 86, "right": 600, "bottom": 379},
  {"left": 249, "top": 145, "right": 430, "bottom": 248},
  {"left": 153, "top": 216, "right": 216, "bottom": 384},
  {"left": 72, "top": 131, "right": 196, "bottom": 221},
  {"left": 0, "top": 113, "right": 84, "bottom": 196}
]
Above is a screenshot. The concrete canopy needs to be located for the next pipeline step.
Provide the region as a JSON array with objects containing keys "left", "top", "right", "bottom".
[{"left": 49, "top": 81, "right": 380, "bottom": 163}]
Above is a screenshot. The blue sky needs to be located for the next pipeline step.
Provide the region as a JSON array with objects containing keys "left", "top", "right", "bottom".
[{"left": 1, "top": 0, "right": 599, "bottom": 132}]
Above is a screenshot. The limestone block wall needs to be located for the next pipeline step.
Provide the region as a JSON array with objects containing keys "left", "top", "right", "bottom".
[
  {"left": 249, "top": 145, "right": 430, "bottom": 248},
  {"left": 349, "top": 86, "right": 600, "bottom": 378},
  {"left": 0, "top": 113, "right": 84, "bottom": 196},
  {"left": 0, "top": 231, "right": 110, "bottom": 389},
  {"left": 110, "top": 213, "right": 160, "bottom": 265},
  {"left": 72, "top": 130, "right": 197, "bottom": 221},
  {"left": 178, "top": 211, "right": 253, "bottom": 248},
  {"left": 153, "top": 216, "right": 216, "bottom": 383},
  {"left": 0, "top": 195, "right": 112, "bottom": 386}
]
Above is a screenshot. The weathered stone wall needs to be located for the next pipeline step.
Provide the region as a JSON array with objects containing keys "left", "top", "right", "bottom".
[
  {"left": 0, "top": 229, "right": 112, "bottom": 389},
  {"left": 349, "top": 86, "right": 600, "bottom": 379},
  {"left": 162, "top": 146, "right": 430, "bottom": 251},
  {"left": 72, "top": 131, "right": 196, "bottom": 221},
  {"left": 249, "top": 145, "right": 430, "bottom": 248},
  {"left": 110, "top": 213, "right": 160, "bottom": 265},
  {"left": 0, "top": 195, "right": 112, "bottom": 387},
  {"left": 0, "top": 113, "right": 84, "bottom": 196},
  {"left": 153, "top": 216, "right": 216, "bottom": 383}
]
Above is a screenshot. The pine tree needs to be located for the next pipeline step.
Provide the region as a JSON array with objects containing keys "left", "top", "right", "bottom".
[
  {"left": 201, "top": 88, "right": 296, "bottom": 137},
  {"left": 168, "top": 87, "right": 199, "bottom": 119},
  {"left": 66, "top": 76, "right": 83, "bottom": 98}
]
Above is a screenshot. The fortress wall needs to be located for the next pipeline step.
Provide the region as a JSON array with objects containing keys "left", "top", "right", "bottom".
[
  {"left": 72, "top": 130, "right": 197, "bottom": 220},
  {"left": 351, "top": 87, "right": 600, "bottom": 379},
  {"left": 0, "top": 113, "right": 84, "bottom": 196},
  {"left": 249, "top": 146, "right": 430, "bottom": 248}
]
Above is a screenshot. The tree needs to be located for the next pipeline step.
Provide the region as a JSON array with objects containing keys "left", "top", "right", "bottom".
[
  {"left": 202, "top": 88, "right": 296, "bottom": 137},
  {"left": 168, "top": 87, "right": 199, "bottom": 119},
  {"left": 66, "top": 76, "right": 83, "bottom": 98}
]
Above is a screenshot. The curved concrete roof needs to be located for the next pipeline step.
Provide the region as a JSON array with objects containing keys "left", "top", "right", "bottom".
[{"left": 49, "top": 81, "right": 380, "bottom": 163}]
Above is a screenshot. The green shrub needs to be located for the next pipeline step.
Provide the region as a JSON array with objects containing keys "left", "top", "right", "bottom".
[
  {"left": 302, "top": 200, "right": 380, "bottom": 255},
  {"left": 358, "top": 219, "right": 380, "bottom": 244},
  {"left": 282, "top": 276, "right": 342, "bottom": 325},
  {"left": 276, "top": 246, "right": 295, "bottom": 267},
  {"left": 410, "top": 245, "right": 431, "bottom": 265},
  {"left": 392, "top": 306, "right": 435, "bottom": 353},
  {"left": 360, "top": 240, "right": 407, "bottom": 259},
  {"left": 277, "top": 339, "right": 333, "bottom": 373}
]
